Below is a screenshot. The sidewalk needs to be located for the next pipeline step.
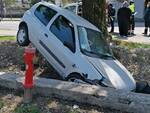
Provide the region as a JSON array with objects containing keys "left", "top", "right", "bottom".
[
  {"left": 108, "top": 22, "right": 150, "bottom": 44},
  {"left": 0, "top": 29, "right": 17, "bottom": 36},
  {"left": 0, "top": 20, "right": 150, "bottom": 44},
  {"left": 0, "top": 20, "right": 19, "bottom": 36},
  {"left": 0, "top": 18, "right": 20, "bottom": 21}
]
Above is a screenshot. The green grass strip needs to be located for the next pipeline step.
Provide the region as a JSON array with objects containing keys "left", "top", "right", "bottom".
[
  {"left": 0, "top": 36, "right": 16, "bottom": 41},
  {"left": 112, "top": 35, "right": 150, "bottom": 49}
]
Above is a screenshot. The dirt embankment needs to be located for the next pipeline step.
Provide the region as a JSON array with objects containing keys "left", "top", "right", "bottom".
[
  {"left": 0, "top": 41, "right": 149, "bottom": 113},
  {"left": 112, "top": 46, "right": 150, "bottom": 83},
  {"left": 0, "top": 41, "right": 150, "bottom": 83},
  {"left": 0, "top": 41, "right": 24, "bottom": 72}
]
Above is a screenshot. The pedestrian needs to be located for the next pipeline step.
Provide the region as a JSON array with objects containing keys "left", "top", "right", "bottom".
[
  {"left": 143, "top": 2, "right": 150, "bottom": 36},
  {"left": 108, "top": 3, "right": 116, "bottom": 33},
  {"left": 129, "top": 0, "right": 135, "bottom": 35},
  {"left": 145, "top": 0, "right": 150, "bottom": 11},
  {"left": 117, "top": 1, "right": 131, "bottom": 38},
  {"left": 143, "top": 0, "right": 150, "bottom": 35}
]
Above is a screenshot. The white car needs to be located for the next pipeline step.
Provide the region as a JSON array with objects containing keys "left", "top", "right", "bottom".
[
  {"left": 64, "top": 2, "right": 82, "bottom": 16},
  {"left": 17, "top": 2, "right": 136, "bottom": 91}
]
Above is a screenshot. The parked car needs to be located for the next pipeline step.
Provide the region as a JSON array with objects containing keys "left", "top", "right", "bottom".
[
  {"left": 64, "top": 2, "right": 82, "bottom": 16},
  {"left": 17, "top": 2, "right": 136, "bottom": 91}
]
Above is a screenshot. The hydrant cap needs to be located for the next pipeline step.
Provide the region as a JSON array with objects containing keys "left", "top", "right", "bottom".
[{"left": 25, "top": 47, "right": 36, "bottom": 53}]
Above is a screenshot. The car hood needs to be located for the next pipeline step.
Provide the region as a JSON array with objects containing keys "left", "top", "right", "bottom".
[{"left": 85, "top": 56, "right": 136, "bottom": 91}]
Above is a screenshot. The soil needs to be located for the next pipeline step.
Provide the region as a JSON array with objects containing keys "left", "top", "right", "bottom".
[
  {"left": 0, "top": 87, "right": 124, "bottom": 113},
  {"left": 0, "top": 41, "right": 24, "bottom": 72},
  {"left": 0, "top": 41, "right": 125, "bottom": 113}
]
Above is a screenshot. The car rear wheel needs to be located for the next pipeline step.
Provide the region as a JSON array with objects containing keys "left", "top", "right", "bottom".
[
  {"left": 66, "top": 74, "right": 86, "bottom": 84},
  {"left": 17, "top": 25, "right": 30, "bottom": 46}
]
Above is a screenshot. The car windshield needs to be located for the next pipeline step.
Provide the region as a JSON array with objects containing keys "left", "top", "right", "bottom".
[{"left": 78, "top": 26, "right": 113, "bottom": 58}]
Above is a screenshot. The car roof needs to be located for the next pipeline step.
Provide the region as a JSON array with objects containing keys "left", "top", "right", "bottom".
[{"left": 35, "top": 2, "right": 100, "bottom": 32}]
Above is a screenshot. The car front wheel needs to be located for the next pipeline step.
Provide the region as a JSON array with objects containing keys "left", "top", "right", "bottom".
[{"left": 17, "top": 25, "right": 30, "bottom": 46}]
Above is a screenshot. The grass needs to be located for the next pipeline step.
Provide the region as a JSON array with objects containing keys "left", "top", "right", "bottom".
[
  {"left": 0, "top": 36, "right": 16, "bottom": 41},
  {"left": 0, "top": 35, "right": 150, "bottom": 49},
  {"left": 112, "top": 36, "right": 150, "bottom": 49},
  {"left": 0, "top": 100, "right": 4, "bottom": 109},
  {"left": 14, "top": 104, "right": 40, "bottom": 113}
]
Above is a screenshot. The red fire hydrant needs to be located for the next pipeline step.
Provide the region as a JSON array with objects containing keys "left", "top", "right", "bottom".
[{"left": 23, "top": 45, "right": 36, "bottom": 103}]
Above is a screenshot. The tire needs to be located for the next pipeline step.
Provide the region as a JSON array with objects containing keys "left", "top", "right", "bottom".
[
  {"left": 17, "top": 25, "right": 30, "bottom": 46},
  {"left": 136, "top": 81, "right": 149, "bottom": 93},
  {"left": 66, "top": 73, "right": 85, "bottom": 83}
]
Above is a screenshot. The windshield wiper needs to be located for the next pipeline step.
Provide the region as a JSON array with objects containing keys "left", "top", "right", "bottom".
[
  {"left": 82, "top": 49, "right": 99, "bottom": 56},
  {"left": 82, "top": 49, "right": 114, "bottom": 59}
]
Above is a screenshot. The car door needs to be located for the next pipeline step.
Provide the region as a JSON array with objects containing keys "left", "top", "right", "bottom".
[
  {"left": 40, "top": 15, "right": 76, "bottom": 77},
  {"left": 31, "top": 4, "right": 57, "bottom": 46}
]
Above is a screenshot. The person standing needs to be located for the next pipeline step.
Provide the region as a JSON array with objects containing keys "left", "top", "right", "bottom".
[
  {"left": 129, "top": 0, "right": 135, "bottom": 35},
  {"left": 108, "top": 3, "right": 116, "bottom": 33},
  {"left": 143, "top": 0, "right": 150, "bottom": 35},
  {"left": 145, "top": 0, "right": 150, "bottom": 10},
  {"left": 117, "top": 1, "right": 131, "bottom": 38},
  {"left": 143, "top": 2, "right": 150, "bottom": 36}
]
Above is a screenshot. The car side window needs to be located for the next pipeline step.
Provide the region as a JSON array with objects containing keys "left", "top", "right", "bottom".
[
  {"left": 50, "top": 16, "right": 75, "bottom": 53},
  {"left": 34, "top": 5, "right": 57, "bottom": 26}
]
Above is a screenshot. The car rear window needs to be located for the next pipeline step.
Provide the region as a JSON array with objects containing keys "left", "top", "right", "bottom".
[{"left": 34, "top": 5, "right": 57, "bottom": 26}]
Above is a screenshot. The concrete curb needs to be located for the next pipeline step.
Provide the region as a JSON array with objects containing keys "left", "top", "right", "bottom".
[{"left": 0, "top": 73, "right": 150, "bottom": 113}]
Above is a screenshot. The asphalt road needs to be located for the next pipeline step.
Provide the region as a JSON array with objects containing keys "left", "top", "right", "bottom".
[
  {"left": 0, "top": 21, "right": 19, "bottom": 36},
  {"left": 0, "top": 21, "right": 145, "bottom": 31}
]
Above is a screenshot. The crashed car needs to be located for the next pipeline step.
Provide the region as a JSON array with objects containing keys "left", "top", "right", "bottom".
[{"left": 17, "top": 2, "right": 136, "bottom": 91}]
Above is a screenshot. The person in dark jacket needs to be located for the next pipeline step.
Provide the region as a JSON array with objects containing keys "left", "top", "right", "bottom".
[
  {"left": 117, "top": 1, "right": 131, "bottom": 38},
  {"left": 145, "top": 0, "right": 150, "bottom": 10},
  {"left": 108, "top": 3, "right": 116, "bottom": 33},
  {"left": 143, "top": 2, "right": 150, "bottom": 36}
]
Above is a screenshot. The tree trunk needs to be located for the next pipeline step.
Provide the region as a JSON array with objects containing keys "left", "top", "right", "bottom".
[{"left": 82, "top": 0, "right": 107, "bottom": 36}]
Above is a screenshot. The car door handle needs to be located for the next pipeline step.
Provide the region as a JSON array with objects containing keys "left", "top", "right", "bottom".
[{"left": 44, "top": 33, "right": 48, "bottom": 38}]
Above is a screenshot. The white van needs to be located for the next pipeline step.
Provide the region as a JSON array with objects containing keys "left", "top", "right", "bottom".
[
  {"left": 64, "top": 2, "right": 82, "bottom": 16},
  {"left": 17, "top": 2, "right": 136, "bottom": 91}
]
